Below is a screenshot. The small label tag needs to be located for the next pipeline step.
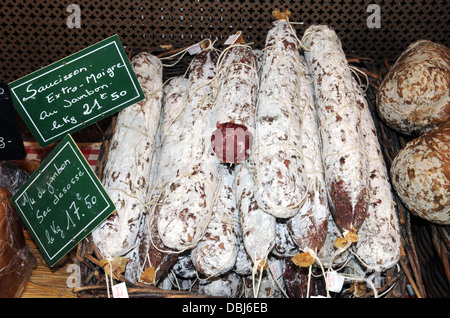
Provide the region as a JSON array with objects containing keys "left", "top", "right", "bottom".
[
  {"left": 187, "top": 43, "right": 202, "bottom": 55},
  {"left": 374, "top": 274, "right": 385, "bottom": 288},
  {"left": 269, "top": 260, "right": 283, "bottom": 280},
  {"left": 112, "top": 282, "right": 129, "bottom": 298},
  {"left": 326, "top": 271, "right": 345, "bottom": 293},
  {"left": 224, "top": 34, "right": 240, "bottom": 45}
]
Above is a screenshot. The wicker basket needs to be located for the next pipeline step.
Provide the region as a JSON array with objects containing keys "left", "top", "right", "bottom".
[{"left": 73, "top": 49, "right": 449, "bottom": 299}]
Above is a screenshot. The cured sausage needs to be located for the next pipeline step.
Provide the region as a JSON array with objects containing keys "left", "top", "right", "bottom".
[
  {"left": 138, "top": 211, "right": 178, "bottom": 285},
  {"left": 353, "top": 93, "right": 401, "bottom": 271},
  {"left": 273, "top": 220, "right": 299, "bottom": 258},
  {"left": 233, "top": 163, "right": 276, "bottom": 271},
  {"left": 91, "top": 52, "right": 163, "bottom": 281},
  {"left": 315, "top": 213, "right": 350, "bottom": 270},
  {"left": 286, "top": 54, "right": 329, "bottom": 252},
  {"left": 390, "top": 120, "right": 450, "bottom": 225},
  {"left": 283, "top": 257, "right": 327, "bottom": 298},
  {"left": 302, "top": 25, "right": 369, "bottom": 234},
  {"left": 233, "top": 229, "right": 254, "bottom": 277},
  {"left": 253, "top": 13, "right": 309, "bottom": 218},
  {"left": 210, "top": 40, "right": 258, "bottom": 164},
  {"left": 172, "top": 252, "right": 198, "bottom": 280},
  {"left": 197, "top": 271, "right": 243, "bottom": 297},
  {"left": 151, "top": 76, "right": 189, "bottom": 191},
  {"left": 137, "top": 76, "right": 188, "bottom": 284},
  {"left": 191, "top": 163, "right": 240, "bottom": 277},
  {"left": 156, "top": 47, "right": 220, "bottom": 251}
]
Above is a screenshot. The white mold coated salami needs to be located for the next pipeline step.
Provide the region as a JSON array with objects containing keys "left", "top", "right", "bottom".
[
  {"left": 390, "top": 120, "right": 450, "bottom": 226},
  {"left": 191, "top": 163, "right": 240, "bottom": 277},
  {"left": 210, "top": 37, "right": 258, "bottom": 164},
  {"left": 197, "top": 271, "right": 243, "bottom": 297},
  {"left": 253, "top": 13, "right": 309, "bottom": 218},
  {"left": 232, "top": 226, "right": 254, "bottom": 277},
  {"left": 273, "top": 220, "right": 299, "bottom": 258},
  {"left": 137, "top": 76, "right": 188, "bottom": 285},
  {"left": 286, "top": 54, "right": 329, "bottom": 253},
  {"left": 151, "top": 76, "right": 189, "bottom": 193},
  {"left": 353, "top": 84, "right": 401, "bottom": 271},
  {"left": 172, "top": 252, "right": 198, "bottom": 280},
  {"left": 91, "top": 52, "right": 163, "bottom": 280},
  {"left": 233, "top": 163, "right": 276, "bottom": 272},
  {"left": 302, "top": 25, "right": 370, "bottom": 234},
  {"left": 156, "top": 46, "right": 220, "bottom": 251}
]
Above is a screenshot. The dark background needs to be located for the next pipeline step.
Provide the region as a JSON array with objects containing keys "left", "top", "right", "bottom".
[{"left": 1, "top": 0, "right": 449, "bottom": 83}]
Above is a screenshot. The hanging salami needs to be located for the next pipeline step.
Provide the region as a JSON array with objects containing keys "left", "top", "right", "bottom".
[{"left": 302, "top": 25, "right": 370, "bottom": 234}]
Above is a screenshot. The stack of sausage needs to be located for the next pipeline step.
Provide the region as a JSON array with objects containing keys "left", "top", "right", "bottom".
[{"left": 90, "top": 10, "right": 401, "bottom": 298}]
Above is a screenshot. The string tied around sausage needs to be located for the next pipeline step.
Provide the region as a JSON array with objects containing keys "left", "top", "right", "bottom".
[
  {"left": 189, "top": 167, "right": 242, "bottom": 280},
  {"left": 251, "top": 41, "right": 314, "bottom": 217},
  {"left": 158, "top": 38, "right": 216, "bottom": 67},
  {"left": 291, "top": 247, "right": 332, "bottom": 298}
]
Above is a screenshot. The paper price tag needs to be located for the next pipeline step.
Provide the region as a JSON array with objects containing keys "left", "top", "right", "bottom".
[
  {"left": 326, "top": 271, "right": 345, "bottom": 293},
  {"left": 112, "top": 282, "right": 129, "bottom": 298},
  {"left": 224, "top": 32, "right": 243, "bottom": 45},
  {"left": 9, "top": 34, "right": 144, "bottom": 147},
  {"left": 12, "top": 134, "right": 116, "bottom": 267},
  {"left": 269, "top": 260, "right": 283, "bottom": 280},
  {"left": 187, "top": 43, "right": 202, "bottom": 55}
]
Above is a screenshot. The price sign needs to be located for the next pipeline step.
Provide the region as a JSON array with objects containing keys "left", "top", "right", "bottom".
[
  {"left": 0, "top": 83, "right": 26, "bottom": 160},
  {"left": 12, "top": 134, "right": 116, "bottom": 267},
  {"left": 9, "top": 34, "right": 144, "bottom": 147}
]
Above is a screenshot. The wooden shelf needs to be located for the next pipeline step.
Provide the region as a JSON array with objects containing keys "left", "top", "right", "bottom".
[{"left": 20, "top": 229, "right": 77, "bottom": 298}]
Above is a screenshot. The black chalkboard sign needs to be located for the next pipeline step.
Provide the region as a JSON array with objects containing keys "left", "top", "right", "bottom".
[
  {"left": 9, "top": 34, "right": 144, "bottom": 147},
  {"left": 12, "top": 134, "right": 116, "bottom": 267},
  {"left": 0, "top": 83, "right": 26, "bottom": 160}
]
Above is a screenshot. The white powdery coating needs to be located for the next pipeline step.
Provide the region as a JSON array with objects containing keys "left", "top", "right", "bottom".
[
  {"left": 212, "top": 44, "right": 258, "bottom": 139},
  {"left": 135, "top": 76, "right": 188, "bottom": 282},
  {"left": 197, "top": 271, "right": 243, "bottom": 297},
  {"left": 377, "top": 40, "right": 450, "bottom": 136},
  {"left": 254, "top": 19, "right": 308, "bottom": 218},
  {"left": 234, "top": 164, "right": 276, "bottom": 265},
  {"left": 153, "top": 76, "right": 190, "bottom": 188},
  {"left": 233, "top": 229, "right": 253, "bottom": 276},
  {"left": 353, "top": 82, "right": 401, "bottom": 271},
  {"left": 287, "top": 56, "right": 330, "bottom": 252},
  {"left": 273, "top": 220, "right": 299, "bottom": 257},
  {"left": 390, "top": 121, "right": 450, "bottom": 225},
  {"left": 157, "top": 49, "right": 219, "bottom": 251},
  {"left": 191, "top": 164, "right": 240, "bottom": 277},
  {"left": 172, "top": 253, "right": 198, "bottom": 279},
  {"left": 303, "top": 25, "right": 369, "bottom": 232},
  {"left": 156, "top": 275, "right": 173, "bottom": 291},
  {"left": 136, "top": 77, "right": 188, "bottom": 282},
  {"left": 91, "top": 52, "right": 163, "bottom": 260}
]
